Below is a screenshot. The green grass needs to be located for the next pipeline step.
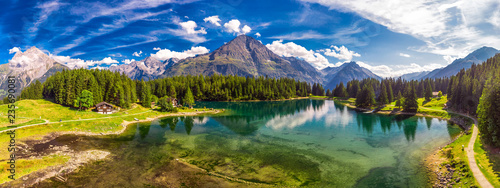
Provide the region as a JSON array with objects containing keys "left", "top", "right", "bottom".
[
  {"left": 0, "top": 99, "right": 219, "bottom": 185},
  {"left": 376, "top": 96, "right": 451, "bottom": 118},
  {"left": 440, "top": 133, "right": 479, "bottom": 187},
  {"left": 0, "top": 100, "right": 217, "bottom": 159},
  {"left": 0, "top": 119, "right": 46, "bottom": 132},
  {"left": 417, "top": 97, "right": 450, "bottom": 119},
  {"left": 308, "top": 95, "right": 330, "bottom": 99},
  {"left": 0, "top": 154, "right": 70, "bottom": 184},
  {"left": 422, "top": 96, "right": 448, "bottom": 110},
  {"left": 0, "top": 100, "right": 154, "bottom": 123},
  {"left": 474, "top": 135, "right": 500, "bottom": 187}
]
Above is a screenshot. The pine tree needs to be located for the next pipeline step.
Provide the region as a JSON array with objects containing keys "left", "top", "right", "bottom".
[
  {"left": 356, "top": 84, "right": 375, "bottom": 108},
  {"left": 141, "top": 81, "right": 152, "bottom": 108},
  {"left": 158, "top": 96, "right": 174, "bottom": 112},
  {"left": 387, "top": 81, "right": 394, "bottom": 102},
  {"left": 378, "top": 83, "right": 388, "bottom": 105},
  {"left": 403, "top": 82, "right": 418, "bottom": 112},
  {"left": 425, "top": 81, "right": 433, "bottom": 101}
]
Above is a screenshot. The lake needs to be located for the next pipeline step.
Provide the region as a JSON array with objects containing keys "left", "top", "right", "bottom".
[{"left": 36, "top": 99, "right": 461, "bottom": 187}]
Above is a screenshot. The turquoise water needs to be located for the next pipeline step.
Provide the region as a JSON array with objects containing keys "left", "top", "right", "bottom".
[{"left": 37, "top": 99, "right": 461, "bottom": 187}]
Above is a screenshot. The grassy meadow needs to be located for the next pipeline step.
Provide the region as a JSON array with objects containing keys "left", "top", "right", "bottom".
[{"left": 0, "top": 99, "right": 219, "bottom": 183}]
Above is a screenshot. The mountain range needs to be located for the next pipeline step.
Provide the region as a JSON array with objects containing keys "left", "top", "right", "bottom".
[
  {"left": 109, "top": 56, "right": 179, "bottom": 81},
  {"left": 400, "top": 46, "right": 499, "bottom": 80},
  {"left": 162, "top": 35, "right": 325, "bottom": 84},
  {"left": 321, "top": 61, "right": 382, "bottom": 89},
  {"left": 0, "top": 47, "right": 68, "bottom": 98},
  {"left": 2, "top": 35, "right": 498, "bottom": 98}
]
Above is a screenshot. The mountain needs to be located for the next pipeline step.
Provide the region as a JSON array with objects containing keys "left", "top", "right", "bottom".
[
  {"left": 422, "top": 46, "right": 499, "bottom": 79},
  {"left": 109, "top": 56, "right": 178, "bottom": 81},
  {"left": 399, "top": 71, "right": 431, "bottom": 80},
  {"left": 322, "top": 61, "right": 382, "bottom": 90},
  {"left": 0, "top": 47, "right": 69, "bottom": 98},
  {"left": 162, "top": 35, "right": 324, "bottom": 83}
]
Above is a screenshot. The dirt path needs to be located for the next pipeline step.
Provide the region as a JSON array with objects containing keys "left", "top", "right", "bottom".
[
  {"left": 0, "top": 110, "right": 152, "bottom": 134},
  {"left": 455, "top": 112, "right": 494, "bottom": 188}
]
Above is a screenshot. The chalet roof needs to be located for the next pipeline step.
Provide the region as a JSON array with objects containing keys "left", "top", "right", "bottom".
[{"left": 96, "top": 102, "right": 113, "bottom": 107}]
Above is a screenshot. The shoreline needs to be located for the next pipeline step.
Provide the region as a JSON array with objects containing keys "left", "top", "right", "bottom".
[
  {"left": 334, "top": 99, "right": 450, "bottom": 120},
  {"left": 330, "top": 98, "right": 477, "bottom": 187},
  {"left": 0, "top": 99, "right": 473, "bottom": 187},
  {"left": 56, "top": 109, "right": 222, "bottom": 137},
  {"left": 0, "top": 109, "right": 223, "bottom": 187}
]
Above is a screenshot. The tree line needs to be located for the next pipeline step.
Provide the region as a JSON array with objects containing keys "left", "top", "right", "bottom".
[
  {"left": 19, "top": 69, "right": 316, "bottom": 109},
  {"left": 323, "top": 77, "right": 448, "bottom": 113},
  {"left": 463, "top": 54, "right": 500, "bottom": 147}
]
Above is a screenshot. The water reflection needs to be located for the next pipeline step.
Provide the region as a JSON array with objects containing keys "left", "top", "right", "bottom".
[
  {"left": 39, "top": 99, "right": 461, "bottom": 188},
  {"left": 195, "top": 99, "right": 440, "bottom": 142},
  {"left": 138, "top": 122, "right": 151, "bottom": 139}
]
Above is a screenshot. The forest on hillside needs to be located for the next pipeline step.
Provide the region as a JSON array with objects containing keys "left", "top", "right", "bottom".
[{"left": 18, "top": 69, "right": 324, "bottom": 109}]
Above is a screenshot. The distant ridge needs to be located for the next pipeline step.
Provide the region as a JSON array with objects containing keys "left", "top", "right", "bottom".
[
  {"left": 322, "top": 61, "right": 382, "bottom": 90},
  {"left": 421, "top": 46, "right": 499, "bottom": 79}
]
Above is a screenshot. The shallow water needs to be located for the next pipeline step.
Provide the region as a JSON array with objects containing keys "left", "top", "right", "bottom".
[{"left": 36, "top": 99, "right": 461, "bottom": 187}]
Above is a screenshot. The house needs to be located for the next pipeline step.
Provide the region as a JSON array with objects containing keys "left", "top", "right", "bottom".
[
  {"left": 96, "top": 102, "right": 114, "bottom": 114},
  {"left": 432, "top": 92, "right": 439, "bottom": 97},
  {"left": 166, "top": 98, "right": 178, "bottom": 107}
]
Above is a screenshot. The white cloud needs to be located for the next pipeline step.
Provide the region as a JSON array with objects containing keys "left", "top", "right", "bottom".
[
  {"left": 73, "top": 0, "right": 187, "bottom": 23},
  {"left": 122, "top": 59, "right": 136, "bottom": 64},
  {"left": 168, "top": 19, "right": 208, "bottom": 43},
  {"left": 266, "top": 40, "right": 331, "bottom": 69},
  {"left": 151, "top": 46, "right": 209, "bottom": 61},
  {"left": 29, "top": 0, "right": 66, "bottom": 35},
  {"left": 300, "top": 0, "right": 500, "bottom": 58},
  {"left": 443, "top": 55, "right": 457, "bottom": 64},
  {"left": 224, "top": 19, "right": 241, "bottom": 33},
  {"left": 100, "top": 57, "right": 118, "bottom": 64},
  {"left": 110, "top": 64, "right": 118, "bottom": 67},
  {"left": 53, "top": 4, "right": 171, "bottom": 54},
  {"left": 91, "top": 65, "right": 107, "bottom": 70},
  {"left": 179, "top": 21, "right": 207, "bottom": 35},
  {"left": 353, "top": 61, "right": 445, "bottom": 78},
  {"left": 9, "top": 47, "right": 21, "bottom": 54},
  {"left": 132, "top": 51, "right": 143, "bottom": 57},
  {"left": 255, "top": 32, "right": 261, "bottom": 38},
  {"left": 50, "top": 55, "right": 119, "bottom": 69},
  {"left": 203, "top": 15, "right": 221, "bottom": 26},
  {"left": 399, "top": 53, "right": 411, "bottom": 58},
  {"left": 223, "top": 19, "right": 253, "bottom": 35},
  {"left": 241, "top": 25, "right": 252, "bottom": 34},
  {"left": 322, "top": 45, "right": 360, "bottom": 61}
]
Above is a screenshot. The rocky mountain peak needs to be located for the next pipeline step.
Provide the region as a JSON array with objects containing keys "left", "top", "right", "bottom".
[
  {"left": 209, "top": 35, "right": 277, "bottom": 63},
  {"left": 9, "top": 46, "right": 54, "bottom": 71},
  {"left": 141, "top": 56, "right": 162, "bottom": 68}
]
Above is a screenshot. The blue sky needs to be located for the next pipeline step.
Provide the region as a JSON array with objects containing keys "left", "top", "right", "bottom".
[{"left": 2, "top": 0, "right": 500, "bottom": 77}]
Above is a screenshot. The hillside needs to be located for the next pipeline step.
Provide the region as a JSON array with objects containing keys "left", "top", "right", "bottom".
[
  {"left": 322, "top": 61, "right": 382, "bottom": 89},
  {"left": 422, "top": 47, "right": 498, "bottom": 79},
  {"left": 0, "top": 47, "right": 69, "bottom": 98},
  {"left": 162, "top": 35, "right": 324, "bottom": 83}
]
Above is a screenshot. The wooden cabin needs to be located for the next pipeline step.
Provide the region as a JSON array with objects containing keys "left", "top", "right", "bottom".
[
  {"left": 96, "top": 102, "right": 114, "bottom": 114},
  {"left": 167, "top": 98, "right": 178, "bottom": 107}
]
